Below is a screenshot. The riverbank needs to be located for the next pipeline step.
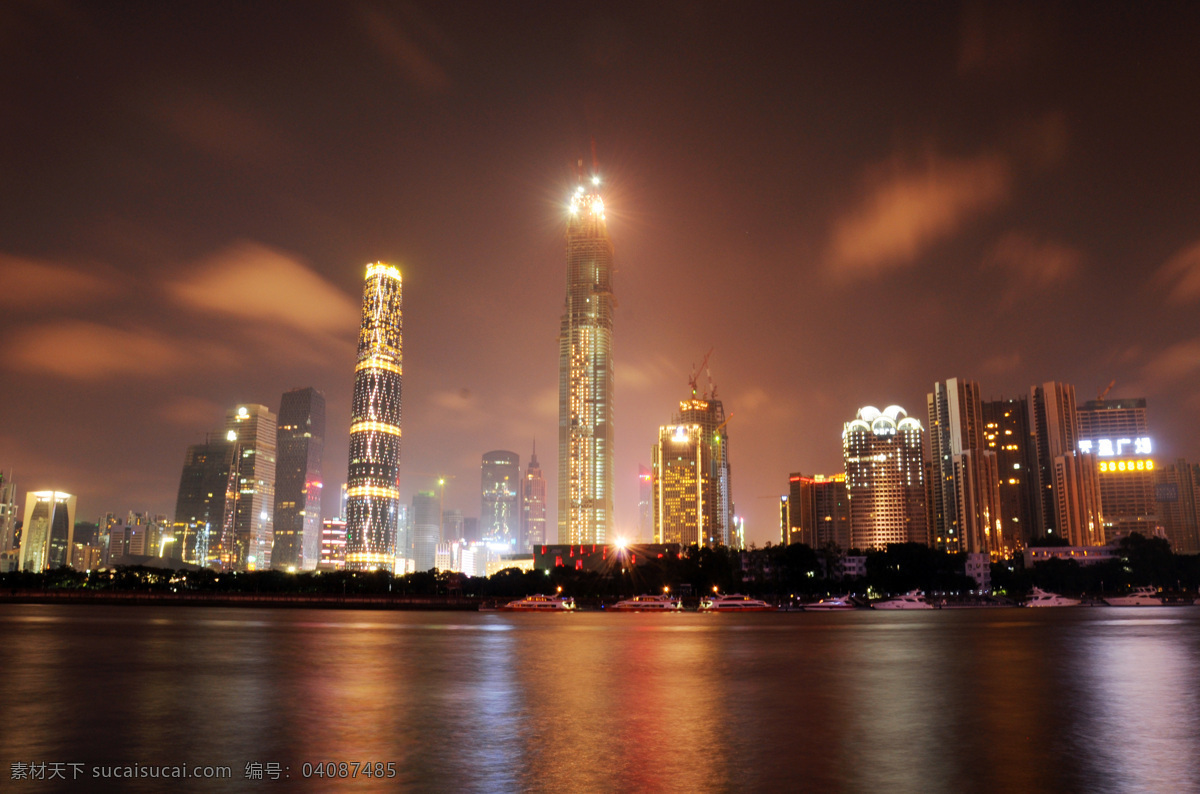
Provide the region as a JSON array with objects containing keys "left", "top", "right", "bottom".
[{"left": 0, "top": 589, "right": 481, "bottom": 610}]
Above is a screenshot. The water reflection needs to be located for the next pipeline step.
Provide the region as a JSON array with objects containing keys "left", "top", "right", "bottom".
[{"left": 1, "top": 605, "right": 1198, "bottom": 792}]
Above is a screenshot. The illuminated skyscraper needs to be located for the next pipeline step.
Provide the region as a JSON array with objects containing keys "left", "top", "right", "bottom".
[
  {"left": 520, "top": 444, "right": 547, "bottom": 553},
  {"left": 982, "top": 397, "right": 1038, "bottom": 550},
  {"left": 653, "top": 424, "right": 705, "bottom": 545},
  {"left": 843, "top": 406, "right": 928, "bottom": 550},
  {"left": 677, "top": 396, "right": 733, "bottom": 546},
  {"left": 927, "top": 378, "right": 1004, "bottom": 556},
  {"left": 345, "top": 263, "right": 404, "bottom": 571},
  {"left": 1076, "top": 397, "right": 1157, "bottom": 541},
  {"left": 0, "top": 471, "right": 17, "bottom": 554},
  {"left": 273, "top": 387, "right": 325, "bottom": 571},
  {"left": 784, "top": 473, "right": 849, "bottom": 550},
  {"left": 481, "top": 450, "right": 519, "bottom": 550},
  {"left": 224, "top": 404, "right": 276, "bottom": 571},
  {"left": 18, "top": 491, "right": 76, "bottom": 572},
  {"left": 1155, "top": 459, "right": 1200, "bottom": 553},
  {"left": 558, "top": 169, "right": 614, "bottom": 545},
  {"left": 411, "top": 491, "right": 439, "bottom": 572},
  {"left": 172, "top": 436, "right": 236, "bottom": 566}
]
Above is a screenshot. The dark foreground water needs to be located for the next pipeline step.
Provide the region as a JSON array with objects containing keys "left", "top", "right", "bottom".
[{"left": 2, "top": 605, "right": 1199, "bottom": 793}]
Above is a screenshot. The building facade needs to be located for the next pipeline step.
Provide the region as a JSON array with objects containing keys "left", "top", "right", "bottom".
[
  {"left": 18, "top": 491, "right": 76, "bottom": 572},
  {"left": 317, "top": 517, "right": 346, "bottom": 571},
  {"left": 1076, "top": 397, "right": 1157, "bottom": 542},
  {"left": 172, "top": 436, "right": 237, "bottom": 567},
  {"left": 558, "top": 172, "right": 615, "bottom": 545},
  {"left": 981, "top": 397, "right": 1038, "bottom": 550},
  {"left": 520, "top": 445, "right": 547, "bottom": 553},
  {"left": 1154, "top": 459, "right": 1200, "bottom": 553},
  {"left": 273, "top": 387, "right": 325, "bottom": 571},
  {"left": 843, "top": 406, "right": 928, "bottom": 550},
  {"left": 225, "top": 404, "right": 277, "bottom": 570},
  {"left": 410, "top": 491, "right": 439, "bottom": 572},
  {"left": 784, "top": 473, "right": 850, "bottom": 550},
  {"left": 1029, "top": 382, "right": 1103, "bottom": 546},
  {"left": 653, "top": 424, "right": 705, "bottom": 546},
  {"left": 481, "top": 450, "right": 519, "bottom": 551},
  {"left": 345, "top": 263, "right": 404, "bottom": 571},
  {"left": 927, "top": 378, "right": 1005, "bottom": 556},
  {"left": 0, "top": 471, "right": 17, "bottom": 554},
  {"left": 677, "top": 397, "right": 733, "bottom": 546}
]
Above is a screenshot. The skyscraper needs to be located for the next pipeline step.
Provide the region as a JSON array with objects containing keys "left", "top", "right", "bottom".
[
  {"left": 1029, "top": 382, "right": 1103, "bottom": 546},
  {"left": 558, "top": 169, "right": 614, "bottom": 545},
  {"left": 520, "top": 444, "right": 547, "bottom": 553},
  {"left": 345, "top": 262, "right": 403, "bottom": 571},
  {"left": 843, "top": 405, "right": 928, "bottom": 550},
  {"left": 927, "top": 378, "right": 1004, "bottom": 556},
  {"left": 225, "top": 404, "right": 277, "bottom": 570},
  {"left": 1076, "top": 397, "right": 1157, "bottom": 541},
  {"left": 677, "top": 396, "right": 733, "bottom": 546},
  {"left": 18, "top": 491, "right": 76, "bottom": 572},
  {"left": 784, "top": 473, "right": 850, "bottom": 550},
  {"left": 411, "top": 491, "right": 439, "bottom": 572},
  {"left": 653, "top": 424, "right": 705, "bottom": 545},
  {"left": 172, "top": 436, "right": 237, "bottom": 567},
  {"left": 637, "top": 465, "right": 653, "bottom": 543},
  {"left": 273, "top": 387, "right": 325, "bottom": 571},
  {"left": 981, "top": 397, "right": 1038, "bottom": 550},
  {"left": 0, "top": 471, "right": 17, "bottom": 554},
  {"left": 1154, "top": 459, "right": 1200, "bottom": 553},
  {"left": 481, "top": 450, "right": 519, "bottom": 550}
]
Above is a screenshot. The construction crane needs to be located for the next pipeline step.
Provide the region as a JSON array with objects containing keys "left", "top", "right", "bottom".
[
  {"left": 1097, "top": 380, "right": 1116, "bottom": 402},
  {"left": 689, "top": 348, "right": 714, "bottom": 399}
]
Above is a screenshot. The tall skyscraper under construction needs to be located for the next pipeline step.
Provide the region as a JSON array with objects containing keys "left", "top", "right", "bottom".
[
  {"left": 345, "top": 262, "right": 403, "bottom": 571},
  {"left": 558, "top": 166, "right": 614, "bottom": 545}
]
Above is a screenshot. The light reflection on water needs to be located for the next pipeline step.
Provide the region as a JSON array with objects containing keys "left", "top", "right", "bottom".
[{"left": 0, "top": 606, "right": 1197, "bottom": 792}]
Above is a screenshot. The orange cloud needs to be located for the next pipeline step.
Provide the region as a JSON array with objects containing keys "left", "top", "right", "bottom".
[
  {"left": 0, "top": 253, "right": 118, "bottom": 309},
  {"left": 159, "top": 93, "right": 294, "bottom": 164},
  {"left": 6, "top": 321, "right": 182, "bottom": 379},
  {"left": 825, "top": 153, "right": 1011, "bottom": 276},
  {"left": 982, "top": 232, "right": 1082, "bottom": 305},
  {"left": 1154, "top": 239, "right": 1200, "bottom": 304},
  {"left": 168, "top": 242, "right": 359, "bottom": 339},
  {"left": 1142, "top": 338, "right": 1200, "bottom": 384},
  {"left": 357, "top": 6, "right": 452, "bottom": 93}
]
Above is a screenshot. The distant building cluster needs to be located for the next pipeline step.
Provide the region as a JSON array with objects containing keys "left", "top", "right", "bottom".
[{"left": 780, "top": 380, "right": 1200, "bottom": 559}]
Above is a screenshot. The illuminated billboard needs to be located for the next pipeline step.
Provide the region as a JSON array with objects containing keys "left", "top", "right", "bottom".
[{"left": 1078, "top": 437, "right": 1151, "bottom": 457}]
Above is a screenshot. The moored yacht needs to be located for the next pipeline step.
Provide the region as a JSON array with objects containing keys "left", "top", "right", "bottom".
[
  {"left": 502, "top": 594, "right": 577, "bottom": 611},
  {"left": 1023, "top": 587, "right": 1081, "bottom": 607},
  {"left": 803, "top": 595, "right": 859, "bottom": 611},
  {"left": 872, "top": 590, "right": 935, "bottom": 610},
  {"left": 610, "top": 594, "right": 683, "bottom": 612},
  {"left": 699, "top": 593, "right": 776, "bottom": 612},
  {"left": 1103, "top": 586, "right": 1162, "bottom": 606}
]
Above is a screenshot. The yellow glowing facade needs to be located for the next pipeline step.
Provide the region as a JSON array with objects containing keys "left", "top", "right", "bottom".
[
  {"left": 558, "top": 176, "right": 614, "bottom": 545},
  {"left": 345, "top": 262, "right": 403, "bottom": 571},
  {"left": 652, "top": 425, "right": 705, "bottom": 546}
]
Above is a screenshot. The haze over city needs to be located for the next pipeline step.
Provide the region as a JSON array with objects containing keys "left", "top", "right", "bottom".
[{"left": 2, "top": 2, "right": 1199, "bottom": 545}]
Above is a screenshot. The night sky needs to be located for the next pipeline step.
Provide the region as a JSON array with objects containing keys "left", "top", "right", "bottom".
[{"left": 3, "top": 1, "right": 1199, "bottom": 545}]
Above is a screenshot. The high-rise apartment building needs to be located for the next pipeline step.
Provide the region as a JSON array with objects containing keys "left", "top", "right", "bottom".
[
  {"left": 843, "top": 406, "right": 928, "bottom": 550},
  {"left": 18, "top": 491, "right": 76, "bottom": 572},
  {"left": 318, "top": 517, "right": 347, "bottom": 571},
  {"left": 1076, "top": 397, "right": 1157, "bottom": 541},
  {"left": 784, "top": 473, "right": 850, "bottom": 550},
  {"left": 637, "top": 465, "right": 653, "bottom": 543},
  {"left": 172, "top": 435, "right": 237, "bottom": 566},
  {"left": 411, "top": 491, "right": 439, "bottom": 572},
  {"left": 927, "top": 379, "right": 1005, "bottom": 556},
  {"left": 273, "top": 387, "right": 325, "bottom": 571},
  {"left": 520, "top": 445, "right": 547, "bottom": 553},
  {"left": 345, "top": 263, "right": 403, "bottom": 571},
  {"left": 481, "top": 450, "right": 519, "bottom": 550},
  {"left": 981, "top": 397, "right": 1038, "bottom": 550},
  {"left": 441, "top": 509, "right": 465, "bottom": 542},
  {"left": 1154, "top": 459, "right": 1200, "bottom": 553},
  {"left": 225, "top": 404, "right": 276, "bottom": 570},
  {"left": 558, "top": 170, "right": 614, "bottom": 545},
  {"left": 1029, "top": 382, "right": 1103, "bottom": 546}
]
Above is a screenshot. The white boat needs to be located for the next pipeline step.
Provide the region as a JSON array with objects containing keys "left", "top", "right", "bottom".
[
  {"left": 610, "top": 594, "right": 682, "bottom": 612},
  {"left": 502, "top": 594, "right": 576, "bottom": 611},
  {"left": 699, "top": 593, "right": 775, "bottom": 612},
  {"left": 803, "top": 595, "right": 859, "bottom": 611},
  {"left": 1024, "top": 587, "right": 1081, "bottom": 607},
  {"left": 1104, "top": 586, "right": 1162, "bottom": 606},
  {"left": 872, "top": 590, "right": 935, "bottom": 610}
]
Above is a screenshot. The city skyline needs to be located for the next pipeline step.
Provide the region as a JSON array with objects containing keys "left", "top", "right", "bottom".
[{"left": 2, "top": 4, "right": 1200, "bottom": 546}]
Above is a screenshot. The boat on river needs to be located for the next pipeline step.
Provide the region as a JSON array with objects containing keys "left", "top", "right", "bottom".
[
  {"left": 610, "top": 594, "right": 683, "bottom": 612},
  {"left": 1023, "top": 587, "right": 1081, "bottom": 607},
  {"left": 699, "top": 593, "right": 776, "bottom": 612},
  {"left": 1103, "top": 586, "right": 1162, "bottom": 606},
  {"left": 872, "top": 590, "right": 935, "bottom": 610},
  {"left": 803, "top": 595, "right": 860, "bottom": 611},
  {"left": 502, "top": 594, "right": 577, "bottom": 611}
]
